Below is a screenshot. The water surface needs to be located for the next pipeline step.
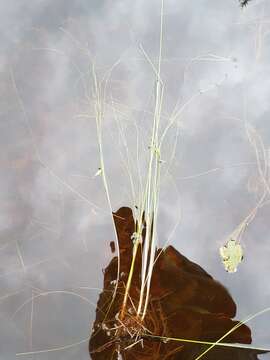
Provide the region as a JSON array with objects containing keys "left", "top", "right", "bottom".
[{"left": 1, "top": 0, "right": 270, "bottom": 358}]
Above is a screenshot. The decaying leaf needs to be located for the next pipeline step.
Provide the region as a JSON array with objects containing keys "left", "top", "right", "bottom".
[
  {"left": 89, "top": 207, "right": 264, "bottom": 359},
  {"left": 219, "top": 239, "right": 244, "bottom": 273}
]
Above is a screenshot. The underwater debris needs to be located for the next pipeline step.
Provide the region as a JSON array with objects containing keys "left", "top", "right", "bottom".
[
  {"left": 239, "top": 0, "right": 252, "bottom": 7},
  {"left": 110, "top": 241, "right": 116, "bottom": 253},
  {"left": 89, "top": 207, "right": 266, "bottom": 359}
]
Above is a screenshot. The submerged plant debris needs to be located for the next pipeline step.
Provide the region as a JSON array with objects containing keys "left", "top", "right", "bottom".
[{"left": 89, "top": 207, "right": 266, "bottom": 359}]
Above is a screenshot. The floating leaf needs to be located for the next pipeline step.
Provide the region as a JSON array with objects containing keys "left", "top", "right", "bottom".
[{"left": 219, "top": 239, "right": 244, "bottom": 273}]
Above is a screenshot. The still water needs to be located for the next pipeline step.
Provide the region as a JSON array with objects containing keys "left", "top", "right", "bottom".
[{"left": 1, "top": 0, "right": 270, "bottom": 359}]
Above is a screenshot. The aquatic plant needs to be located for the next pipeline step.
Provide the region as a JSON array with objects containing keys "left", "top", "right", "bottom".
[
  {"left": 91, "top": 0, "right": 166, "bottom": 327},
  {"left": 89, "top": 1, "right": 270, "bottom": 358}
]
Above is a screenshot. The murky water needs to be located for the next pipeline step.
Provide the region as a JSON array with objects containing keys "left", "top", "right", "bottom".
[{"left": 1, "top": 0, "right": 270, "bottom": 359}]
